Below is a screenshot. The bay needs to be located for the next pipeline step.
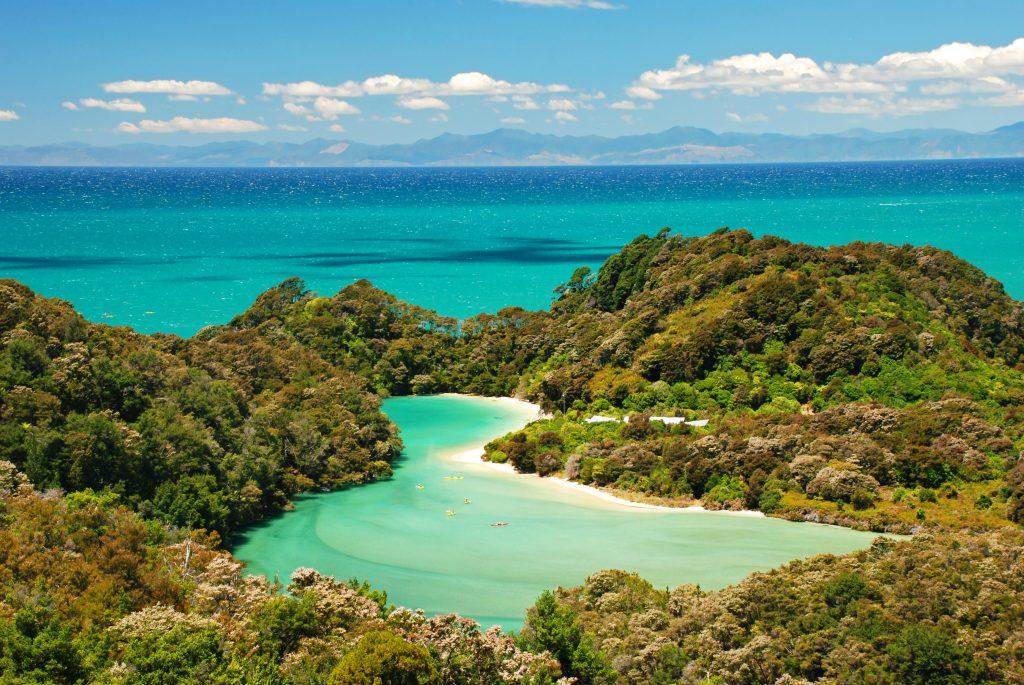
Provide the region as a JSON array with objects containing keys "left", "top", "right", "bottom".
[{"left": 233, "top": 394, "right": 884, "bottom": 631}]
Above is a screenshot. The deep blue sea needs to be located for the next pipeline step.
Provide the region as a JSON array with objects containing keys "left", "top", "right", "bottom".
[{"left": 1, "top": 161, "right": 1022, "bottom": 336}]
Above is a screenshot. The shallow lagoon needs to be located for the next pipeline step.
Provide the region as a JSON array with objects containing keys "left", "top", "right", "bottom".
[{"left": 234, "top": 395, "right": 884, "bottom": 631}]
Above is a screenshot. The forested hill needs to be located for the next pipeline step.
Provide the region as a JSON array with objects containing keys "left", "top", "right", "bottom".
[
  {"left": 217, "top": 228, "right": 1024, "bottom": 532},
  {"left": 3, "top": 229, "right": 1024, "bottom": 683},
  {"left": 0, "top": 279, "right": 400, "bottom": 537}
]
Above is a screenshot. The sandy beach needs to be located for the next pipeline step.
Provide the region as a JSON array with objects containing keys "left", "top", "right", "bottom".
[{"left": 443, "top": 396, "right": 764, "bottom": 518}]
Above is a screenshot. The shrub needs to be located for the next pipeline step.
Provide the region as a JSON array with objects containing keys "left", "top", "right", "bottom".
[{"left": 851, "top": 490, "right": 875, "bottom": 510}]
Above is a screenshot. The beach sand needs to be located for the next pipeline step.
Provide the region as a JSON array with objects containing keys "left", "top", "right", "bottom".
[{"left": 444, "top": 396, "right": 764, "bottom": 518}]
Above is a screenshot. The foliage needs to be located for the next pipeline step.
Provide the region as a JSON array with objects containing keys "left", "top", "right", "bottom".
[
  {"left": 0, "top": 279, "right": 401, "bottom": 536},
  {"left": 542, "top": 531, "right": 1024, "bottom": 683}
]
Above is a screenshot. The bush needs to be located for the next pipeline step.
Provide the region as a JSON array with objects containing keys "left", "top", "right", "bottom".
[
  {"left": 851, "top": 490, "right": 875, "bottom": 510},
  {"left": 806, "top": 467, "right": 880, "bottom": 502},
  {"left": 329, "top": 631, "right": 438, "bottom": 685}
]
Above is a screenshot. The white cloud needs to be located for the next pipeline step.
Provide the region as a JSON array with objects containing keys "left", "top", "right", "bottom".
[
  {"left": 512, "top": 95, "right": 540, "bottom": 110},
  {"left": 0, "top": 110, "right": 19, "bottom": 121},
  {"left": 277, "top": 123, "right": 308, "bottom": 132},
  {"left": 858, "top": 38, "right": 1024, "bottom": 82},
  {"left": 632, "top": 52, "right": 890, "bottom": 96},
  {"left": 103, "top": 79, "right": 232, "bottom": 96},
  {"left": 547, "top": 98, "right": 577, "bottom": 111},
  {"left": 979, "top": 89, "right": 1024, "bottom": 106},
  {"left": 263, "top": 71, "right": 568, "bottom": 100},
  {"left": 168, "top": 94, "right": 198, "bottom": 102},
  {"left": 625, "top": 85, "right": 662, "bottom": 100},
  {"left": 501, "top": 116, "right": 526, "bottom": 124},
  {"left": 311, "top": 97, "right": 360, "bottom": 120},
  {"left": 609, "top": 99, "right": 653, "bottom": 110},
  {"left": 555, "top": 111, "right": 577, "bottom": 122},
  {"left": 397, "top": 96, "right": 450, "bottom": 110},
  {"left": 488, "top": 95, "right": 509, "bottom": 103},
  {"left": 328, "top": 123, "right": 346, "bottom": 132},
  {"left": 628, "top": 37, "right": 1024, "bottom": 111},
  {"left": 920, "top": 76, "right": 1013, "bottom": 95},
  {"left": 621, "top": 114, "right": 635, "bottom": 125},
  {"left": 805, "top": 96, "right": 959, "bottom": 116},
  {"left": 500, "top": 0, "right": 622, "bottom": 9},
  {"left": 725, "top": 111, "right": 768, "bottom": 123},
  {"left": 79, "top": 97, "right": 146, "bottom": 113},
  {"left": 61, "top": 101, "right": 79, "bottom": 111},
  {"left": 388, "top": 115, "right": 413, "bottom": 125},
  {"left": 283, "top": 102, "right": 312, "bottom": 116},
  {"left": 262, "top": 80, "right": 362, "bottom": 98},
  {"left": 430, "top": 113, "right": 449, "bottom": 122},
  {"left": 116, "top": 116, "right": 266, "bottom": 134}
]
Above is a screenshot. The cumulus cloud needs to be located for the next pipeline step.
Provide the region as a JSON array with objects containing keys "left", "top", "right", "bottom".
[
  {"left": 500, "top": 0, "right": 622, "bottom": 8},
  {"left": 608, "top": 100, "right": 653, "bottom": 111},
  {"left": 430, "top": 113, "right": 449, "bottom": 122},
  {"left": 79, "top": 97, "right": 146, "bottom": 113},
  {"left": 116, "top": 116, "right": 266, "bottom": 134},
  {"left": 627, "top": 36, "right": 1024, "bottom": 116},
  {"left": 328, "top": 123, "right": 346, "bottom": 132},
  {"left": 262, "top": 80, "right": 362, "bottom": 98},
  {"left": 262, "top": 71, "right": 568, "bottom": 100},
  {"left": 725, "top": 111, "right": 768, "bottom": 123},
  {"left": 168, "top": 94, "right": 199, "bottom": 102},
  {"left": 397, "top": 96, "right": 450, "bottom": 110},
  {"left": 277, "top": 123, "right": 308, "bottom": 132},
  {"left": 547, "top": 98, "right": 577, "bottom": 110},
  {"left": 555, "top": 111, "right": 577, "bottom": 122},
  {"left": 103, "top": 79, "right": 232, "bottom": 96},
  {"left": 61, "top": 101, "right": 79, "bottom": 111},
  {"left": 388, "top": 115, "right": 412, "bottom": 125},
  {"left": 920, "top": 76, "right": 1013, "bottom": 95},
  {"left": 311, "top": 97, "right": 360, "bottom": 119},
  {"left": 511, "top": 95, "right": 540, "bottom": 110},
  {"left": 501, "top": 116, "right": 526, "bottom": 124},
  {"left": 625, "top": 85, "right": 661, "bottom": 100},
  {"left": 0, "top": 110, "right": 19, "bottom": 121},
  {"left": 283, "top": 102, "right": 312, "bottom": 116},
  {"left": 857, "top": 38, "right": 1024, "bottom": 82}
]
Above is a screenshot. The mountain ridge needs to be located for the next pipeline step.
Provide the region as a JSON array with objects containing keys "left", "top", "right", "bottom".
[{"left": 3, "top": 122, "right": 1024, "bottom": 166}]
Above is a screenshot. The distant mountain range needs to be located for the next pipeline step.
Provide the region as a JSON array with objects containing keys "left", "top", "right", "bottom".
[{"left": 3, "top": 122, "right": 1024, "bottom": 167}]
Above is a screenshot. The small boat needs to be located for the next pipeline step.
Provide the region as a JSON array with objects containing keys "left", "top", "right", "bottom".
[
  {"left": 144, "top": 311, "right": 156, "bottom": 315},
  {"left": 490, "top": 522, "right": 509, "bottom": 527},
  {"left": 463, "top": 498, "right": 472, "bottom": 504},
  {"left": 442, "top": 476, "right": 464, "bottom": 481},
  {"left": 101, "top": 313, "right": 114, "bottom": 318},
  {"left": 446, "top": 510, "right": 456, "bottom": 517},
  {"left": 415, "top": 484, "right": 425, "bottom": 490}
]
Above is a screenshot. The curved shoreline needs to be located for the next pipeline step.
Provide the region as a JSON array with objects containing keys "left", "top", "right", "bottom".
[{"left": 442, "top": 395, "right": 764, "bottom": 518}]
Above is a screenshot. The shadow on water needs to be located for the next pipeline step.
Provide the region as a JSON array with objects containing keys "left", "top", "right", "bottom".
[{"left": 0, "top": 255, "right": 198, "bottom": 269}]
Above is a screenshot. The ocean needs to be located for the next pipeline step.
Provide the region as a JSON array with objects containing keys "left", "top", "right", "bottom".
[{"left": 1, "top": 160, "right": 1022, "bottom": 336}]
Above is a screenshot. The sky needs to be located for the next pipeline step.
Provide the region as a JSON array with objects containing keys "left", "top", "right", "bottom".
[{"left": 1, "top": 0, "right": 1023, "bottom": 146}]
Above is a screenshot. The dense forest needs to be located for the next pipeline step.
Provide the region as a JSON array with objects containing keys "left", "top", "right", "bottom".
[{"left": 2, "top": 228, "right": 1024, "bottom": 682}]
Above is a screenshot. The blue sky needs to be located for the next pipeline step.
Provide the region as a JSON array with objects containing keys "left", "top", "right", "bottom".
[{"left": 1, "top": 0, "right": 1023, "bottom": 145}]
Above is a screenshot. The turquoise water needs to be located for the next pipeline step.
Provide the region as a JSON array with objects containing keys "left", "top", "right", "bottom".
[
  {"left": 233, "top": 394, "right": 884, "bottom": 631},
  {"left": 1, "top": 162, "right": 1022, "bottom": 336}
]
